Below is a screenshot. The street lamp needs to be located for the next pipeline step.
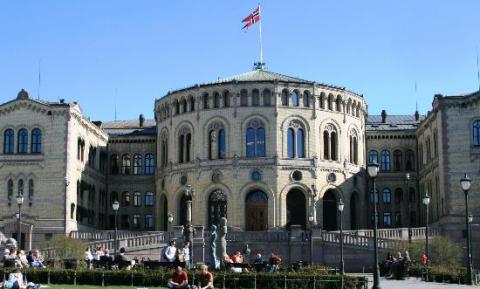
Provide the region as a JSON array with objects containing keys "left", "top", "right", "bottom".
[
  {"left": 112, "top": 200, "right": 120, "bottom": 257},
  {"left": 167, "top": 212, "right": 174, "bottom": 228},
  {"left": 422, "top": 192, "right": 430, "bottom": 275},
  {"left": 308, "top": 213, "right": 314, "bottom": 265},
  {"left": 405, "top": 173, "right": 412, "bottom": 243},
  {"left": 184, "top": 185, "right": 195, "bottom": 268},
  {"left": 338, "top": 198, "right": 345, "bottom": 275},
  {"left": 16, "top": 194, "right": 24, "bottom": 249},
  {"left": 367, "top": 161, "right": 380, "bottom": 289},
  {"left": 460, "top": 174, "right": 473, "bottom": 285}
]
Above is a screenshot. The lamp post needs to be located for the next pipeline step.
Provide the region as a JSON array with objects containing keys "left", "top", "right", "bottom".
[
  {"left": 184, "top": 185, "right": 195, "bottom": 268},
  {"left": 112, "top": 200, "right": 119, "bottom": 257},
  {"left": 308, "top": 213, "right": 314, "bottom": 264},
  {"left": 367, "top": 161, "right": 380, "bottom": 289},
  {"left": 16, "top": 194, "right": 24, "bottom": 249},
  {"left": 338, "top": 198, "right": 345, "bottom": 275},
  {"left": 167, "top": 212, "right": 174, "bottom": 240},
  {"left": 405, "top": 173, "right": 412, "bottom": 243},
  {"left": 460, "top": 174, "right": 473, "bottom": 285},
  {"left": 422, "top": 192, "right": 430, "bottom": 276}
]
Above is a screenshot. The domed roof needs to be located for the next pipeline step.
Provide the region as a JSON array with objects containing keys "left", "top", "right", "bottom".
[{"left": 213, "top": 69, "right": 313, "bottom": 84}]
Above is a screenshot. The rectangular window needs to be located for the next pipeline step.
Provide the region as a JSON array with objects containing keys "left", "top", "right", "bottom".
[
  {"left": 383, "top": 212, "right": 392, "bottom": 227},
  {"left": 133, "top": 214, "right": 141, "bottom": 229},
  {"left": 144, "top": 214, "right": 153, "bottom": 229},
  {"left": 395, "top": 212, "right": 402, "bottom": 227},
  {"left": 133, "top": 192, "right": 142, "bottom": 207},
  {"left": 383, "top": 189, "right": 391, "bottom": 204},
  {"left": 145, "top": 192, "right": 154, "bottom": 207}
]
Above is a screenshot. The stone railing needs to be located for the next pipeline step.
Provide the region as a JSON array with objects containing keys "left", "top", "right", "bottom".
[
  {"left": 70, "top": 230, "right": 160, "bottom": 241},
  {"left": 224, "top": 231, "right": 290, "bottom": 242},
  {"left": 339, "top": 227, "right": 442, "bottom": 240},
  {"left": 321, "top": 231, "right": 403, "bottom": 250}
]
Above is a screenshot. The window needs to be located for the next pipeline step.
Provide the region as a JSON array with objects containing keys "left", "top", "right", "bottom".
[
  {"left": 369, "top": 189, "right": 379, "bottom": 204},
  {"left": 17, "top": 128, "right": 28, "bottom": 153},
  {"left": 77, "top": 138, "right": 85, "bottom": 161},
  {"left": 382, "top": 188, "right": 391, "bottom": 204},
  {"left": 122, "top": 191, "right": 130, "bottom": 206},
  {"left": 395, "top": 212, "right": 402, "bottom": 227},
  {"left": 319, "top": 93, "right": 326, "bottom": 109},
  {"left": 145, "top": 154, "right": 155, "bottom": 175},
  {"left": 203, "top": 93, "right": 209, "bottom": 109},
  {"left": 394, "top": 188, "right": 403, "bottom": 204},
  {"left": 380, "top": 150, "right": 390, "bottom": 171},
  {"left": 369, "top": 150, "right": 378, "bottom": 164},
  {"left": 3, "top": 129, "right": 14, "bottom": 154},
  {"left": 349, "top": 131, "right": 358, "bottom": 164},
  {"left": 181, "top": 98, "right": 187, "bottom": 113},
  {"left": 208, "top": 190, "right": 227, "bottom": 228},
  {"left": 121, "top": 215, "right": 130, "bottom": 229},
  {"left": 99, "top": 151, "right": 107, "bottom": 173},
  {"left": 134, "top": 191, "right": 142, "bottom": 207},
  {"left": 28, "top": 179, "right": 34, "bottom": 206},
  {"left": 178, "top": 127, "right": 192, "bottom": 163},
  {"left": 245, "top": 119, "right": 266, "bottom": 158},
  {"left": 144, "top": 214, "right": 153, "bottom": 229},
  {"left": 223, "top": 91, "right": 230, "bottom": 107},
  {"left": 240, "top": 89, "right": 248, "bottom": 106},
  {"left": 122, "top": 154, "right": 131, "bottom": 175},
  {"left": 426, "top": 138, "right": 432, "bottom": 162},
  {"left": 133, "top": 154, "right": 143, "bottom": 175},
  {"left": 408, "top": 187, "right": 416, "bottom": 203},
  {"left": 18, "top": 179, "right": 24, "bottom": 196},
  {"left": 88, "top": 146, "right": 96, "bottom": 169},
  {"left": 323, "top": 124, "right": 337, "bottom": 160},
  {"left": 31, "top": 128, "right": 42, "bottom": 153},
  {"left": 263, "top": 89, "right": 271, "bottom": 106},
  {"left": 70, "top": 203, "right": 75, "bottom": 219},
  {"left": 433, "top": 129, "right": 438, "bottom": 157},
  {"left": 328, "top": 94, "right": 334, "bottom": 110},
  {"left": 281, "top": 90, "right": 288, "bottom": 106},
  {"left": 393, "top": 150, "right": 402, "bottom": 171},
  {"left": 303, "top": 91, "right": 310, "bottom": 107},
  {"left": 335, "top": 96, "right": 342, "bottom": 112},
  {"left": 473, "top": 120, "right": 480, "bottom": 146},
  {"left": 208, "top": 122, "right": 226, "bottom": 160},
  {"left": 7, "top": 179, "right": 13, "bottom": 206},
  {"left": 133, "top": 214, "right": 141, "bottom": 229},
  {"left": 286, "top": 121, "right": 305, "bottom": 158},
  {"left": 174, "top": 100, "right": 180, "bottom": 115},
  {"left": 291, "top": 90, "right": 299, "bottom": 107},
  {"left": 145, "top": 191, "right": 154, "bottom": 207},
  {"left": 252, "top": 89, "right": 260, "bottom": 106},
  {"left": 213, "top": 92, "right": 220, "bottom": 108},
  {"left": 190, "top": 96, "right": 195, "bottom": 111},
  {"left": 405, "top": 150, "right": 414, "bottom": 171},
  {"left": 160, "top": 132, "right": 168, "bottom": 168},
  {"left": 110, "top": 154, "right": 119, "bottom": 175},
  {"left": 383, "top": 212, "right": 392, "bottom": 227}
]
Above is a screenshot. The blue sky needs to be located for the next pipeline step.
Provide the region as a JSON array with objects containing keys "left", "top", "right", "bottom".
[{"left": 0, "top": 1, "right": 479, "bottom": 121}]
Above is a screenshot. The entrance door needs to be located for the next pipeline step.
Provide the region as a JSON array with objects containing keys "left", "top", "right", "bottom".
[
  {"left": 323, "top": 189, "right": 337, "bottom": 231},
  {"left": 286, "top": 189, "right": 306, "bottom": 229},
  {"left": 245, "top": 191, "right": 268, "bottom": 231}
]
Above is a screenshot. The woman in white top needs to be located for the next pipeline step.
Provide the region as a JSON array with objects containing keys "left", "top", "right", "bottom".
[{"left": 164, "top": 240, "right": 177, "bottom": 262}]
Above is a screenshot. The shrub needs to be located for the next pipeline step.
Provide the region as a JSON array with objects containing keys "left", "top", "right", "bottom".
[{"left": 41, "top": 236, "right": 85, "bottom": 262}]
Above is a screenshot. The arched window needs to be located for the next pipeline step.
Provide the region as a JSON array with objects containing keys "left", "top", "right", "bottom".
[
  {"left": 133, "top": 191, "right": 142, "bottom": 207},
  {"left": 203, "top": 93, "right": 209, "bottom": 109},
  {"left": 7, "top": 179, "right": 13, "bottom": 206},
  {"left": 121, "top": 154, "right": 131, "bottom": 175},
  {"left": 263, "top": 89, "right": 271, "bottom": 106},
  {"left": 287, "top": 120, "right": 305, "bottom": 158},
  {"left": 303, "top": 91, "right": 310, "bottom": 107},
  {"left": 382, "top": 188, "right": 391, "bottom": 204},
  {"left": 356, "top": 105, "right": 360, "bottom": 117},
  {"left": 18, "top": 179, "right": 24, "bottom": 196},
  {"left": 319, "top": 93, "right": 326, "bottom": 109},
  {"left": 369, "top": 150, "right": 378, "bottom": 164},
  {"left": 110, "top": 191, "right": 118, "bottom": 205},
  {"left": 393, "top": 150, "right": 402, "bottom": 171},
  {"left": 31, "top": 128, "right": 42, "bottom": 154},
  {"left": 349, "top": 131, "right": 358, "bottom": 164},
  {"left": 213, "top": 92, "right": 220, "bottom": 108},
  {"left": 240, "top": 89, "right": 248, "bottom": 106},
  {"left": 335, "top": 96, "right": 342, "bottom": 112},
  {"left": 122, "top": 191, "right": 130, "bottom": 206},
  {"left": 145, "top": 153, "right": 155, "bottom": 175},
  {"left": 291, "top": 90, "right": 299, "bottom": 107},
  {"left": 323, "top": 124, "right": 337, "bottom": 160},
  {"left": 394, "top": 188, "right": 403, "bottom": 204},
  {"left": 281, "top": 90, "right": 289, "bottom": 106},
  {"left": 246, "top": 119, "right": 266, "bottom": 158},
  {"left": 473, "top": 120, "right": 480, "bottom": 146},
  {"left": 145, "top": 191, "right": 154, "bottom": 207},
  {"left": 28, "top": 179, "right": 34, "bottom": 206},
  {"left": 3, "top": 129, "right": 14, "bottom": 154},
  {"left": 328, "top": 94, "right": 334, "bottom": 110},
  {"left": 346, "top": 100, "right": 351, "bottom": 114},
  {"left": 174, "top": 100, "right": 180, "bottom": 115},
  {"left": 252, "top": 89, "right": 260, "bottom": 106},
  {"left": 181, "top": 98, "right": 187, "bottom": 113},
  {"left": 208, "top": 190, "right": 227, "bottom": 228},
  {"left": 133, "top": 154, "right": 143, "bottom": 175},
  {"left": 160, "top": 131, "right": 168, "bottom": 168},
  {"left": 110, "top": 154, "right": 118, "bottom": 175},
  {"left": 380, "top": 150, "right": 391, "bottom": 172},
  {"left": 405, "top": 150, "right": 414, "bottom": 171},
  {"left": 190, "top": 96, "right": 195, "bottom": 111},
  {"left": 18, "top": 128, "right": 28, "bottom": 153},
  {"left": 178, "top": 126, "right": 192, "bottom": 163},
  {"left": 223, "top": 91, "right": 230, "bottom": 107},
  {"left": 208, "top": 122, "right": 226, "bottom": 160}
]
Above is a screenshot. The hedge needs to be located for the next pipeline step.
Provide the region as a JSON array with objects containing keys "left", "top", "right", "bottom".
[
  {"left": 408, "top": 264, "right": 469, "bottom": 284},
  {"left": 0, "top": 268, "right": 367, "bottom": 289}
]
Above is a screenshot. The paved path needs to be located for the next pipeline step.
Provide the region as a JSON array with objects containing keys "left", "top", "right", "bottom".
[{"left": 360, "top": 276, "right": 478, "bottom": 289}]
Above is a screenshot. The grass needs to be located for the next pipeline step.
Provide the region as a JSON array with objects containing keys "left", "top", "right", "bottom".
[{"left": 43, "top": 285, "right": 166, "bottom": 289}]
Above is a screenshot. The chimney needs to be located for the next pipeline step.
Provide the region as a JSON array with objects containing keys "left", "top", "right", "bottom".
[
  {"left": 381, "top": 110, "right": 387, "bottom": 123},
  {"left": 139, "top": 114, "right": 145, "bottom": 127},
  {"left": 59, "top": 99, "right": 65, "bottom": 104}
]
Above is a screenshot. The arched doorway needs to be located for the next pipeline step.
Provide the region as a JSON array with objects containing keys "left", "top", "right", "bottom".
[
  {"left": 159, "top": 194, "right": 168, "bottom": 231},
  {"left": 323, "top": 189, "right": 338, "bottom": 231},
  {"left": 208, "top": 190, "right": 227, "bottom": 228},
  {"left": 286, "top": 188, "right": 306, "bottom": 229},
  {"left": 350, "top": 192, "right": 359, "bottom": 230},
  {"left": 245, "top": 190, "right": 268, "bottom": 231}
]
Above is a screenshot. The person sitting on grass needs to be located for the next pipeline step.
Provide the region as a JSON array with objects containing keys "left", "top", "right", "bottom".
[
  {"left": 115, "top": 247, "right": 135, "bottom": 270},
  {"left": 5, "top": 267, "right": 26, "bottom": 289},
  {"left": 167, "top": 266, "right": 189, "bottom": 289},
  {"left": 197, "top": 264, "right": 214, "bottom": 289},
  {"left": 268, "top": 253, "right": 281, "bottom": 272}
]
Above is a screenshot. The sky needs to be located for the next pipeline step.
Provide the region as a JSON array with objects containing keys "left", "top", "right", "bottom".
[{"left": 0, "top": 1, "right": 479, "bottom": 121}]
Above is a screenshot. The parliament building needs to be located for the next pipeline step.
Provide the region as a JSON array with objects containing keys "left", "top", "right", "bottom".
[{"left": 0, "top": 68, "right": 479, "bottom": 249}]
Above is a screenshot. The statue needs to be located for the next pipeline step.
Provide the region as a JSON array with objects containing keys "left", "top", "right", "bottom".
[
  {"left": 218, "top": 217, "right": 228, "bottom": 261},
  {"left": 209, "top": 225, "right": 220, "bottom": 269}
]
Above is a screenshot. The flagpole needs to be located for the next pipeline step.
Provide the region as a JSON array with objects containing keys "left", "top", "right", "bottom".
[
  {"left": 258, "top": 4, "right": 264, "bottom": 68},
  {"left": 476, "top": 48, "right": 480, "bottom": 91}
]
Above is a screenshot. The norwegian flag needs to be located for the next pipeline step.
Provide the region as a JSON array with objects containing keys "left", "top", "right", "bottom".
[{"left": 242, "top": 6, "right": 260, "bottom": 30}]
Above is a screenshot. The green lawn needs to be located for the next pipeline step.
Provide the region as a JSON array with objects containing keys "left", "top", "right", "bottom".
[{"left": 43, "top": 285, "right": 166, "bottom": 289}]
